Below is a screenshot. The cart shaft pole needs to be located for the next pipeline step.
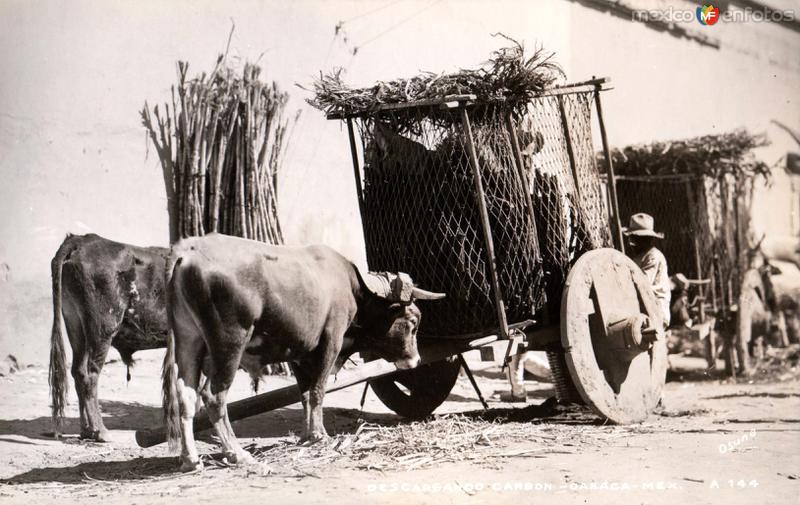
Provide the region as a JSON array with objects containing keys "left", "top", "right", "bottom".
[
  {"left": 594, "top": 88, "right": 624, "bottom": 252},
  {"left": 459, "top": 107, "right": 510, "bottom": 340},
  {"left": 504, "top": 113, "right": 535, "bottom": 201},
  {"left": 710, "top": 261, "right": 718, "bottom": 312},
  {"left": 504, "top": 114, "right": 544, "bottom": 301}
]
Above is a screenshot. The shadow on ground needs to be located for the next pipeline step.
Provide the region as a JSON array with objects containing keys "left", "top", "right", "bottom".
[
  {"left": 0, "top": 398, "right": 601, "bottom": 485},
  {"left": 703, "top": 391, "right": 800, "bottom": 400},
  {"left": 1, "top": 456, "right": 177, "bottom": 484},
  {"left": 0, "top": 400, "right": 161, "bottom": 441}
]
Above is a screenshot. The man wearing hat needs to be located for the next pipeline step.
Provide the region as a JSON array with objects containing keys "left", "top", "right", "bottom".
[{"left": 625, "top": 213, "right": 671, "bottom": 326}]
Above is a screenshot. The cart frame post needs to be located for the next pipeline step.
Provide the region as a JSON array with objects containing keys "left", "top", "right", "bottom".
[
  {"left": 459, "top": 106, "right": 511, "bottom": 341},
  {"left": 685, "top": 178, "right": 706, "bottom": 321},
  {"left": 346, "top": 118, "right": 366, "bottom": 227},
  {"left": 594, "top": 86, "right": 624, "bottom": 252}
]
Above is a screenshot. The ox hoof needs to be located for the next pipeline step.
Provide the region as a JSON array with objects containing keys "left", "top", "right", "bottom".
[
  {"left": 299, "top": 431, "right": 329, "bottom": 445},
  {"left": 225, "top": 450, "right": 255, "bottom": 466},
  {"left": 80, "top": 429, "right": 112, "bottom": 443},
  {"left": 179, "top": 459, "right": 203, "bottom": 473}
]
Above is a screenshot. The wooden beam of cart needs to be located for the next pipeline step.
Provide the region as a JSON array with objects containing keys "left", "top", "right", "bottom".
[{"left": 134, "top": 325, "right": 532, "bottom": 448}]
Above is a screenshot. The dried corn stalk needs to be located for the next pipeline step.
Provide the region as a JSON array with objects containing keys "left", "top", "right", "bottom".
[{"left": 142, "top": 56, "right": 300, "bottom": 244}]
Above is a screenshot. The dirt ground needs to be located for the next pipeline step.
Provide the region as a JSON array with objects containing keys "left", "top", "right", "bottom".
[{"left": 0, "top": 350, "right": 798, "bottom": 505}]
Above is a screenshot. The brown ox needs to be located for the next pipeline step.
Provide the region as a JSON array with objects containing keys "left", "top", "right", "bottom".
[
  {"left": 49, "top": 233, "right": 293, "bottom": 442},
  {"left": 162, "top": 233, "right": 444, "bottom": 471},
  {"left": 50, "top": 234, "right": 169, "bottom": 441}
]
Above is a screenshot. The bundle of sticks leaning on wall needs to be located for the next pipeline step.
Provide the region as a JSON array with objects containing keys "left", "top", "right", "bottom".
[
  {"left": 142, "top": 56, "right": 300, "bottom": 244},
  {"left": 142, "top": 56, "right": 299, "bottom": 375}
]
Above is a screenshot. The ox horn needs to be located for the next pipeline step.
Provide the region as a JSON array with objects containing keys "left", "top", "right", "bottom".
[{"left": 412, "top": 287, "right": 446, "bottom": 300}]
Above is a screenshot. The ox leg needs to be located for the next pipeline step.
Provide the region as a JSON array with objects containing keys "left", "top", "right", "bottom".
[
  {"left": 65, "top": 316, "right": 113, "bottom": 442},
  {"left": 81, "top": 338, "right": 113, "bottom": 442},
  {"left": 62, "top": 310, "right": 92, "bottom": 438},
  {"left": 174, "top": 335, "right": 205, "bottom": 472},
  {"left": 69, "top": 341, "right": 90, "bottom": 437},
  {"left": 202, "top": 330, "right": 253, "bottom": 465},
  {"left": 775, "top": 312, "right": 790, "bottom": 347},
  {"left": 737, "top": 314, "right": 752, "bottom": 375},
  {"left": 289, "top": 361, "right": 313, "bottom": 436},
  {"left": 298, "top": 325, "right": 344, "bottom": 444}
]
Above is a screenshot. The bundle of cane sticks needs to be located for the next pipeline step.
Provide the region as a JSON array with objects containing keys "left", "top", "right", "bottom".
[{"left": 142, "top": 56, "right": 300, "bottom": 244}]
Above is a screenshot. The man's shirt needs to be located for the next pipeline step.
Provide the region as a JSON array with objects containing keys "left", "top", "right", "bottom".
[{"left": 631, "top": 246, "right": 671, "bottom": 326}]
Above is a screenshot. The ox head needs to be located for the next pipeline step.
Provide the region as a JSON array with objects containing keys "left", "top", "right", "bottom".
[{"left": 356, "top": 270, "right": 445, "bottom": 370}]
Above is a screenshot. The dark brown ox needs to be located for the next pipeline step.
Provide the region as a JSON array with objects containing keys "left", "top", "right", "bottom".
[
  {"left": 50, "top": 233, "right": 169, "bottom": 441},
  {"left": 162, "top": 233, "right": 444, "bottom": 471}
]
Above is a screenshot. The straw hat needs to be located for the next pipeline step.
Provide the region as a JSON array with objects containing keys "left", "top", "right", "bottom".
[{"left": 623, "top": 213, "right": 664, "bottom": 239}]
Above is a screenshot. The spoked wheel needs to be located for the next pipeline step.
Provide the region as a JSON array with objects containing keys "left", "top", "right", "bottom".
[
  {"left": 369, "top": 357, "right": 462, "bottom": 419},
  {"left": 561, "top": 248, "right": 668, "bottom": 424}
]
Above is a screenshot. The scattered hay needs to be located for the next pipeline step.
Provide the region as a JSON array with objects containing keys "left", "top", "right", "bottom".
[
  {"left": 655, "top": 407, "right": 713, "bottom": 418},
  {"left": 230, "top": 412, "right": 616, "bottom": 474}
]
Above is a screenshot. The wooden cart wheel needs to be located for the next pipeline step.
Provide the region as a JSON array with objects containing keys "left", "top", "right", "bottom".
[
  {"left": 561, "top": 248, "right": 668, "bottom": 424},
  {"left": 369, "top": 357, "right": 461, "bottom": 419}
]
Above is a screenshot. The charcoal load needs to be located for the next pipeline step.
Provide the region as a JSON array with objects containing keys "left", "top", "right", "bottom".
[{"left": 360, "top": 113, "right": 544, "bottom": 336}]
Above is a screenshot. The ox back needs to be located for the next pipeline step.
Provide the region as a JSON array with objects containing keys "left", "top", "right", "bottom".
[{"left": 50, "top": 233, "right": 169, "bottom": 441}]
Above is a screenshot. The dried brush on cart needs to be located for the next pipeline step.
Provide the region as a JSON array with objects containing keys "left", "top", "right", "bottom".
[{"left": 307, "top": 34, "right": 563, "bottom": 119}]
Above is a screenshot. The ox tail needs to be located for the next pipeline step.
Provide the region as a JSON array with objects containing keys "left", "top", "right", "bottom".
[
  {"left": 162, "top": 253, "right": 182, "bottom": 453},
  {"left": 49, "top": 234, "right": 77, "bottom": 437}
]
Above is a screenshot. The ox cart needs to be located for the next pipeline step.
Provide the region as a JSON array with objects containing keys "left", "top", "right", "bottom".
[
  {"left": 607, "top": 132, "right": 781, "bottom": 375},
  {"left": 137, "top": 77, "right": 667, "bottom": 448}
]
